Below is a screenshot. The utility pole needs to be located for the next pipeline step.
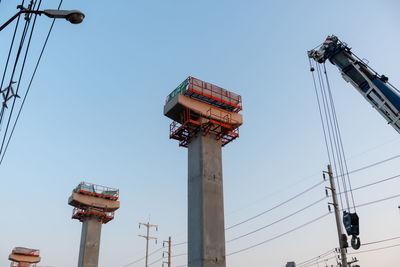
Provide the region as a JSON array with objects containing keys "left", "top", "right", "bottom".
[
  {"left": 163, "top": 236, "right": 171, "bottom": 267},
  {"left": 325, "top": 164, "right": 348, "bottom": 267},
  {"left": 139, "top": 218, "right": 158, "bottom": 267}
]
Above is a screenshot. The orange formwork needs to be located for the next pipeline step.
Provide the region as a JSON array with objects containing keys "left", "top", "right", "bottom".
[
  {"left": 170, "top": 108, "right": 239, "bottom": 147},
  {"left": 72, "top": 207, "right": 115, "bottom": 224}
]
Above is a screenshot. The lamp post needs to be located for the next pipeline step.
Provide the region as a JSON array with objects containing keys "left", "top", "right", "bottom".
[{"left": 0, "top": 5, "right": 85, "bottom": 31}]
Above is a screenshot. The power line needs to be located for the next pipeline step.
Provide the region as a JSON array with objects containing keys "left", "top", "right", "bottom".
[
  {"left": 363, "top": 236, "right": 400, "bottom": 246},
  {"left": 0, "top": 3, "right": 33, "bottom": 152},
  {"left": 147, "top": 257, "right": 163, "bottom": 266},
  {"left": 343, "top": 173, "right": 400, "bottom": 194},
  {"left": 226, "top": 180, "right": 326, "bottom": 230},
  {"left": 226, "top": 212, "right": 331, "bottom": 256},
  {"left": 226, "top": 197, "right": 327, "bottom": 243},
  {"left": 0, "top": 0, "right": 23, "bottom": 111},
  {"left": 0, "top": 0, "right": 41, "bottom": 157},
  {"left": 295, "top": 249, "right": 335, "bottom": 267},
  {"left": 171, "top": 253, "right": 186, "bottom": 258},
  {"left": 355, "top": 193, "right": 400, "bottom": 208},
  {"left": 172, "top": 242, "right": 186, "bottom": 247},
  {"left": 0, "top": 0, "right": 63, "bottom": 165},
  {"left": 344, "top": 153, "right": 400, "bottom": 176},
  {"left": 121, "top": 247, "right": 163, "bottom": 267},
  {"left": 348, "top": 242, "right": 400, "bottom": 255},
  {"left": 298, "top": 256, "right": 338, "bottom": 267}
]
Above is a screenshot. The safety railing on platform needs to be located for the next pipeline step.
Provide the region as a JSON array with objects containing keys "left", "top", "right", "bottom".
[
  {"left": 166, "top": 77, "right": 242, "bottom": 112},
  {"left": 12, "top": 247, "right": 40, "bottom": 257},
  {"left": 73, "top": 182, "right": 119, "bottom": 200}
]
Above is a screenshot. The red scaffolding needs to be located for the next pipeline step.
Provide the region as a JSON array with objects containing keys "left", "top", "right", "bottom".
[
  {"left": 170, "top": 108, "right": 240, "bottom": 147},
  {"left": 72, "top": 207, "right": 115, "bottom": 224}
]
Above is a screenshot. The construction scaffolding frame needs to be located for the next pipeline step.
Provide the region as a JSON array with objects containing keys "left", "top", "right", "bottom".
[
  {"left": 72, "top": 207, "right": 115, "bottom": 224},
  {"left": 170, "top": 108, "right": 240, "bottom": 147}
]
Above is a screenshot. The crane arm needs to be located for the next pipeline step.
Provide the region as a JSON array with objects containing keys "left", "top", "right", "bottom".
[{"left": 308, "top": 35, "right": 400, "bottom": 134}]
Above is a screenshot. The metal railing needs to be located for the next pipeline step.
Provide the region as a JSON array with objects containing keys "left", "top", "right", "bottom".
[
  {"left": 73, "top": 182, "right": 119, "bottom": 200},
  {"left": 166, "top": 77, "right": 242, "bottom": 112}
]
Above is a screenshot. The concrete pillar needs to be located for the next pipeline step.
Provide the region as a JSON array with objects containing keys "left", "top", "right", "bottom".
[
  {"left": 188, "top": 131, "right": 226, "bottom": 267},
  {"left": 78, "top": 217, "right": 102, "bottom": 267}
]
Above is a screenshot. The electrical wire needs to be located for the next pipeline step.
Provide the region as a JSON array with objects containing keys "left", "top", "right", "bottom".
[
  {"left": 348, "top": 242, "right": 400, "bottom": 255},
  {"left": 225, "top": 180, "right": 325, "bottom": 230},
  {"left": 362, "top": 236, "right": 400, "bottom": 246},
  {"left": 0, "top": 5, "right": 32, "bottom": 148},
  {"left": 172, "top": 242, "right": 187, "bottom": 247},
  {"left": 344, "top": 173, "right": 400, "bottom": 193},
  {"left": 345, "top": 153, "right": 400, "bottom": 176},
  {"left": 226, "top": 196, "right": 327, "bottom": 243},
  {"left": 171, "top": 253, "right": 187, "bottom": 258},
  {"left": 0, "top": 0, "right": 63, "bottom": 165},
  {"left": 295, "top": 249, "right": 336, "bottom": 267},
  {"left": 148, "top": 257, "right": 163, "bottom": 266},
  {"left": 355, "top": 193, "right": 400, "bottom": 208},
  {"left": 0, "top": 0, "right": 41, "bottom": 157},
  {"left": 0, "top": 0, "right": 24, "bottom": 124},
  {"left": 297, "top": 256, "right": 338, "bottom": 267},
  {"left": 226, "top": 212, "right": 331, "bottom": 256},
  {"left": 121, "top": 247, "right": 163, "bottom": 267}
]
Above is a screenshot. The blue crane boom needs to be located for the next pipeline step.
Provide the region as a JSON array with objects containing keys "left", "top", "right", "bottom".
[{"left": 308, "top": 35, "right": 400, "bottom": 134}]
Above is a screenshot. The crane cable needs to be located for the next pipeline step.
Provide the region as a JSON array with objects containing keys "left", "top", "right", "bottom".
[{"left": 309, "top": 57, "right": 356, "bottom": 213}]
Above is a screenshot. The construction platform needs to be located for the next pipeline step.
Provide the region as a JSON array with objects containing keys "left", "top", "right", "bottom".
[
  {"left": 9, "top": 247, "right": 40, "bottom": 266},
  {"left": 68, "top": 182, "right": 120, "bottom": 224},
  {"left": 164, "top": 76, "right": 243, "bottom": 147}
]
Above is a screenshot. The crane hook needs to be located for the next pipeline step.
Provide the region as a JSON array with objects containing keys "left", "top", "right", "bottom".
[{"left": 351, "top": 235, "right": 361, "bottom": 250}]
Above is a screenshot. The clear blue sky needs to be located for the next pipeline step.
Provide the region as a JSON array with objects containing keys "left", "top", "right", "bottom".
[{"left": 1, "top": 0, "right": 400, "bottom": 266}]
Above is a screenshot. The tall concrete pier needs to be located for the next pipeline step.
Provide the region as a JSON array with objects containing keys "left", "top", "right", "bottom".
[
  {"left": 188, "top": 132, "right": 225, "bottom": 266},
  {"left": 164, "top": 77, "right": 243, "bottom": 267},
  {"left": 69, "top": 182, "right": 120, "bottom": 267}
]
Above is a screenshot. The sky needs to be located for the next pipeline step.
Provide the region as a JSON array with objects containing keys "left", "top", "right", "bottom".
[{"left": 1, "top": 0, "right": 400, "bottom": 266}]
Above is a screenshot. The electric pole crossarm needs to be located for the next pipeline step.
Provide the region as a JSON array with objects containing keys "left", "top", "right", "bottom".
[{"left": 138, "top": 218, "right": 158, "bottom": 267}]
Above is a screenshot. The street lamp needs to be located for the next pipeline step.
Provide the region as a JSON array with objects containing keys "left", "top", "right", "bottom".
[{"left": 0, "top": 5, "right": 85, "bottom": 31}]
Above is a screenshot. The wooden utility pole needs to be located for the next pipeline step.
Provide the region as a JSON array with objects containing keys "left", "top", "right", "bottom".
[
  {"left": 325, "top": 164, "right": 348, "bottom": 267},
  {"left": 139, "top": 219, "right": 158, "bottom": 267},
  {"left": 163, "top": 236, "right": 171, "bottom": 267}
]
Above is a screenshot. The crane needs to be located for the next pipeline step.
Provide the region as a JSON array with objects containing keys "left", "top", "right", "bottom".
[
  {"left": 308, "top": 35, "right": 399, "bottom": 253},
  {"left": 308, "top": 35, "right": 400, "bottom": 134}
]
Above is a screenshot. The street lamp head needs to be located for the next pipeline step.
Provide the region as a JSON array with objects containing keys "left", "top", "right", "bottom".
[{"left": 43, "top": 9, "right": 85, "bottom": 24}]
